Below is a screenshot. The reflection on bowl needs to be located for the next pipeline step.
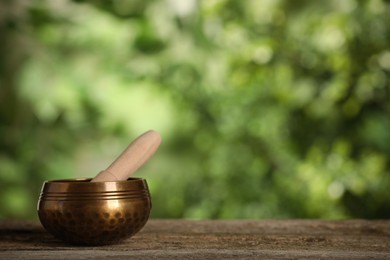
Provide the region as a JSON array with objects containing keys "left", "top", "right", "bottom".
[{"left": 37, "top": 178, "right": 151, "bottom": 246}]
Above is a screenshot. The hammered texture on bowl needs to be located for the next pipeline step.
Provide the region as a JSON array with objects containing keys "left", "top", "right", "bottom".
[{"left": 37, "top": 178, "right": 151, "bottom": 246}]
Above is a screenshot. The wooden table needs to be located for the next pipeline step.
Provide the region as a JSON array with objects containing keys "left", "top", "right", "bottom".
[{"left": 0, "top": 220, "right": 389, "bottom": 259}]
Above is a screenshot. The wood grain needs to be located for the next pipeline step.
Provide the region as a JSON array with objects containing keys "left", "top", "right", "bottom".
[{"left": 0, "top": 220, "right": 389, "bottom": 259}]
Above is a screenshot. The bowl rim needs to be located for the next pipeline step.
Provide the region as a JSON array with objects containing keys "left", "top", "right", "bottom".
[
  {"left": 41, "top": 177, "right": 149, "bottom": 193},
  {"left": 46, "top": 177, "right": 145, "bottom": 183}
]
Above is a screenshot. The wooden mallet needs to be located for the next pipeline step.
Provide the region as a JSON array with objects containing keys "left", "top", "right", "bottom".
[{"left": 91, "top": 130, "right": 162, "bottom": 182}]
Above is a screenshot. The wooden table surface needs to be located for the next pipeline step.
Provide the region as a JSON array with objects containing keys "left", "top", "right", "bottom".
[{"left": 0, "top": 219, "right": 389, "bottom": 259}]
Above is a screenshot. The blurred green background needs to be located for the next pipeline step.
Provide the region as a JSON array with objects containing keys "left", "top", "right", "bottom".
[{"left": 1, "top": 0, "right": 390, "bottom": 220}]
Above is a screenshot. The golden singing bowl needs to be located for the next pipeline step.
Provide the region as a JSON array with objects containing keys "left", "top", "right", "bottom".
[{"left": 37, "top": 178, "right": 151, "bottom": 246}]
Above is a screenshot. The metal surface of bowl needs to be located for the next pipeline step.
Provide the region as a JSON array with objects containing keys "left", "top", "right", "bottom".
[{"left": 37, "top": 178, "right": 151, "bottom": 246}]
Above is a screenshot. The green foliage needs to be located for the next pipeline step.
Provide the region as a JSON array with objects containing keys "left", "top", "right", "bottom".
[{"left": 0, "top": 0, "right": 389, "bottom": 219}]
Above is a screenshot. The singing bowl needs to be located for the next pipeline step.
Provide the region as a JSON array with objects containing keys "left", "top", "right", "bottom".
[{"left": 37, "top": 178, "right": 151, "bottom": 246}]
